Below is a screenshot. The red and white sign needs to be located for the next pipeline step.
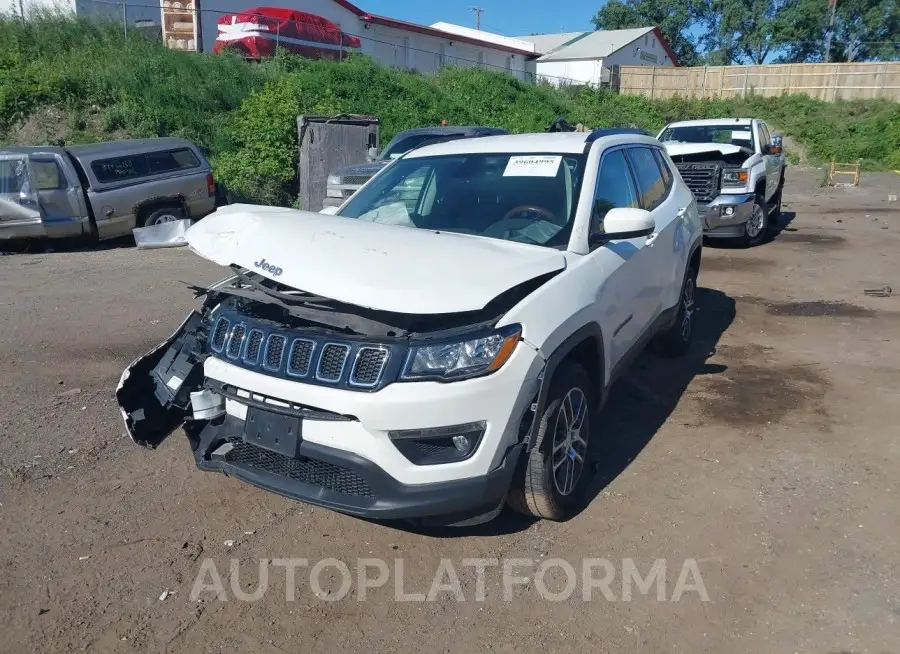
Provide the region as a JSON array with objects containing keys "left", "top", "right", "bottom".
[{"left": 213, "top": 6, "right": 361, "bottom": 59}]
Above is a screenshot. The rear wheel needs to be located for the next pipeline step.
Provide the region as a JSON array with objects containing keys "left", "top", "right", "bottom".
[
  {"left": 768, "top": 185, "right": 783, "bottom": 229},
  {"left": 140, "top": 206, "right": 185, "bottom": 228},
  {"left": 652, "top": 265, "right": 698, "bottom": 357},
  {"left": 507, "top": 362, "right": 595, "bottom": 520}
]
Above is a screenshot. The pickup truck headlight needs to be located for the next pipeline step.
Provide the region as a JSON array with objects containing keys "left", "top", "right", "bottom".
[
  {"left": 326, "top": 175, "right": 343, "bottom": 198},
  {"left": 722, "top": 168, "right": 749, "bottom": 186},
  {"left": 401, "top": 325, "right": 521, "bottom": 382}
]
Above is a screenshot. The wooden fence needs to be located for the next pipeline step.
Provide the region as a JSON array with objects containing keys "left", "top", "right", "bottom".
[{"left": 616, "top": 62, "right": 900, "bottom": 101}]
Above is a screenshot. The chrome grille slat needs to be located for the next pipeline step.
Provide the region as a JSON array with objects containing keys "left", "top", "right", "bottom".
[
  {"left": 287, "top": 339, "right": 316, "bottom": 378},
  {"left": 211, "top": 317, "right": 230, "bottom": 352},
  {"left": 675, "top": 162, "right": 720, "bottom": 203},
  {"left": 207, "top": 312, "right": 398, "bottom": 391},
  {"left": 226, "top": 324, "right": 246, "bottom": 360},
  {"left": 349, "top": 347, "right": 390, "bottom": 388},
  {"left": 316, "top": 343, "right": 351, "bottom": 383},
  {"left": 244, "top": 329, "right": 264, "bottom": 365},
  {"left": 264, "top": 335, "right": 287, "bottom": 371}
]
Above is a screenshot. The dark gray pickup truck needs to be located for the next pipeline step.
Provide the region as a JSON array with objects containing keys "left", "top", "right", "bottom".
[
  {"left": 322, "top": 125, "right": 508, "bottom": 208},
  {"left": 0, "top": 137, "right": 216, "bottom": 242}
]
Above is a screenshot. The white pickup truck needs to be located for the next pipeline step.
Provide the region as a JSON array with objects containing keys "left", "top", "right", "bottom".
[
  {"left": 116, "top": 130, "right": 703, "bottom": 526},
  {"left": 657, "top": 118, "right": 785, "bottom": 246}
]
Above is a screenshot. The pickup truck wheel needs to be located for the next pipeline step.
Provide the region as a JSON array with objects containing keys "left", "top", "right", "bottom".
[
  {"left": 651, "top": 265, "right": 698, "bottom": 357},
  {"left": 508, "top": 362, "right": 595, "bottom": 521},
  {"left": 742, "top": 196, "right": 768, "bottom": 247},
  {"left": 768, "top": 188, "right": 783, "bottom": 228},
  {"left": 141, "top": 207, "right": 185, "bottom": 227}
]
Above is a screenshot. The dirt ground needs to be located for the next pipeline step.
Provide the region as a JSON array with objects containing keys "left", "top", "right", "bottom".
[{"left": 2, "top": 168, "right": 899, "bottom": 653}]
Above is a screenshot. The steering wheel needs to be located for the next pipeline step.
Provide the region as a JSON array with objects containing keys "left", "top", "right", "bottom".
[
  {"left": 501, "top": 205, "right": 557, "bottom": 223},
  {"left": 483, "top": 207, "right": 558, "bottom": 245}
]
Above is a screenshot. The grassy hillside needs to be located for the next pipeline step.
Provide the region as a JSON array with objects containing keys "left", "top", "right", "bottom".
[{"left": 2, "top": 16, "right": 898, "bottom": 205}]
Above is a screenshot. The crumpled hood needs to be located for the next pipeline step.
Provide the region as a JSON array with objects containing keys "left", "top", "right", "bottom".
[
  {"left": 334, "top": 161, "right": 389, "bottom": 179},
  {"left": 664, "top": 142, "right": 750, "bottom": 158},
  {"left": 185, "top": 204, "right": 566, "bottom": 314}
]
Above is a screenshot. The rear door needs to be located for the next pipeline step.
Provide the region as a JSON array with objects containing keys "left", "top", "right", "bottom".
[
  {"left": 624, "top": 146, "right": 678, "bottom": 322},
  {"left": 0, "top": 154, "right": 41, "bottom": 224},
  {"left": 30, "top": 155, "right": 87, "bottom": 225}
]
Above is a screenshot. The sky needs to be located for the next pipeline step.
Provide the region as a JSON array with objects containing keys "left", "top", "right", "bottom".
[{"left": 359, "top": 0, "right": 601, "bottom": 37}]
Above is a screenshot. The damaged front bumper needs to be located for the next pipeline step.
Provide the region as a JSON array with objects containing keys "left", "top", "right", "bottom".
[
  {"left": 698, "top": 193, "right": 755, "bottom": 238},
  {"left": 192, "top": 415, "right": 524, "bottom": 523},
  {"left": 116, "top": 302, "right": 542, "bottom": 524}
]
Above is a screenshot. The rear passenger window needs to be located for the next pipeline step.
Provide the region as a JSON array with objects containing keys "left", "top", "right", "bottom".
[
  {"left": 652, "top": 148, "right": 673, "bottom": 193},
  {"left": 627, "top": 147, "right": 667, "bottom": 210},
  {"left": 31, "top": 160, "right": 66, "bottom": 190},
  {"left": 591, "top": 149, "right": 639, "bottom": 233}
]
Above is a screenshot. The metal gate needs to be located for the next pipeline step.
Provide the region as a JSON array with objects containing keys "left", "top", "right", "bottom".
[{"left": 296, "top": 114, "right": 380, "bottom": 212}]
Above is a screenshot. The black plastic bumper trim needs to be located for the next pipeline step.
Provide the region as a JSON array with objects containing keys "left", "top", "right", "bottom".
[{"left": 192, "top": 417, "right": 523, "bottom": 522}]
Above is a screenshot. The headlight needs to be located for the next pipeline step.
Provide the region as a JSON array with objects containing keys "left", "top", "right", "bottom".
[
  {"left": 327, "top": 175, "right": 341, "bottom": 186},
  {"left": 722, "top": 168, "right": 748, "bottom": 185},
  {"left": 401, "top": 325, "right": 521, "bottom": 382}
]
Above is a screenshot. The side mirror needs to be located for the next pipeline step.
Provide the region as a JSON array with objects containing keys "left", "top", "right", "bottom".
[
  {"left": 319, "top": 205, "right": 340, "bottom": 215},
  {"left": 590, "top": 208, "right": 655, "bottom": 246}
]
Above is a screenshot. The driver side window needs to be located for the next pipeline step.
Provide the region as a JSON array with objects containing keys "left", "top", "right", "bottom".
[{"left": 591, "top": 149, "right": 638, "bottom": 234}]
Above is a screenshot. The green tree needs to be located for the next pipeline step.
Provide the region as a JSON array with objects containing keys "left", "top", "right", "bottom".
[
  {"left": 591, "top": 0, "right": 704, "bottom": 65},
  {"left": 701, "top": 0, "right": 793, "bottom": 64}
]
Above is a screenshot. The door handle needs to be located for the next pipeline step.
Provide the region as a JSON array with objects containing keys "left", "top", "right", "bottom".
[{"left": 676, "top": 206, "right": 688, "bottom": 218}]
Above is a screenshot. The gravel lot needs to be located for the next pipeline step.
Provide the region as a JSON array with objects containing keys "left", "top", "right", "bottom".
[{"left": 2, "top": 168, "right": 899, "bottom": 653}]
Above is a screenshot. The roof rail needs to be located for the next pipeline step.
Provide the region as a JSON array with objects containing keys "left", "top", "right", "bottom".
[{"left": 584, "top": 127, "right": 649, "bottom": 143}]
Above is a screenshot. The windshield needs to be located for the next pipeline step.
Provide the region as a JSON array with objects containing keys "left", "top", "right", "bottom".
[
  {"left": 339, "top": 153, "right": 586, "bottom": 248},
  {"left": 659, "top": 125, "right": 755, "bottom": 150},
  {"left": 381, "top": 134, "right": 464, "bottom": 160}
]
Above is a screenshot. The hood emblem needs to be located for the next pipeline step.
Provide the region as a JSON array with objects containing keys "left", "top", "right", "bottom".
[{"left": 254, "top": 258, "right": 283, "bottom": 277}]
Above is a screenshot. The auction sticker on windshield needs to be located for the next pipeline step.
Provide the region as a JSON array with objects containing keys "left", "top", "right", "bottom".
[{"left": 503, "top": 155, "right": 562, "bottom": 177}]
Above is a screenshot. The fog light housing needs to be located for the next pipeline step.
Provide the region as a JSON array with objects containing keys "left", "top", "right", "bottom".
[
  {"left": 722, "top": 206, "right": 735, "bottom": 216},
  {"left": 389, "top": 421, "right": 486, "bottom": 465}
]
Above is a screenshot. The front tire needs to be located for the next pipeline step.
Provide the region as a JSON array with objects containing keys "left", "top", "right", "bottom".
[
  {"left": 508, "top": 362, "right": 595, "bottom": 520},
  {"left": 741, "top": 195, "right": 768, "bottom": 247}
]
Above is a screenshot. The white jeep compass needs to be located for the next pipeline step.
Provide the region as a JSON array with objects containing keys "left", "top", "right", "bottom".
[{"left": 117, "top": 131, "right": 703, "bottom": 525}]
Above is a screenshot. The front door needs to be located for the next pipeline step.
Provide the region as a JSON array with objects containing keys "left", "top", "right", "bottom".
[
  {"left": 0, "top": 154, "right": 42, "bottom": 225},
  {"left": 758, "top": 122, "right": 779, "bottom": 201},
  {"left": 583, "top": 148, "right": 659, "bottom": 369}
]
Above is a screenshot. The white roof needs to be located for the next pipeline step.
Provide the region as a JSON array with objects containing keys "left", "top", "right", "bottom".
[
  {"left": 533, "top": 27, "right": 656, "bottom": 62},
  {"left": 666, "top": 118, "right": 755, "bottom": 128},
  {"left": 430, "top": 23, "right": 536, "bottom": 54},
  {"left": 405, "top": 132, "right": 660, "bottom": 157},
  {"left": 510, "top": 32, "right": 584, "bottom": 55}
]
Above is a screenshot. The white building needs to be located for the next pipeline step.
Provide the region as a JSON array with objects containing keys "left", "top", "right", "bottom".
[
  {"left": 9, "top": 0, "right": 538, "bottom": 81},
  {"left": 513, "top": 27, "right": 679, "bottom": 87}
]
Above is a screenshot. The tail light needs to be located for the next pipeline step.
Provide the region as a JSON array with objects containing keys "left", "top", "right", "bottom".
[{"left": 206, "top": 173, "right": 215, "bottom": 197}]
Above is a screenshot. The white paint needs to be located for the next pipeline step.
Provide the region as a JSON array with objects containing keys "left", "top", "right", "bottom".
[
  {"left": 185, "top": 204, "right": 568, "bottom": 314},
  {"left": 119, "top": 131, "right": 706, "bottom": 499},
  {"left": 663, "top": 143, "right": 748, "bottom": 158}
]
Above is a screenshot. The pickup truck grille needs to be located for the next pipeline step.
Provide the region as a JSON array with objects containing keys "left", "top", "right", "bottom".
[
  {"left": 209, "top": 313, "right": 398, "bottom": 392},
  {"left": 675, "top": 163, "right": 721, "bottom": 203},
  {"left": 342, "top": 175, "right": 371, "bottom": 186}
]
